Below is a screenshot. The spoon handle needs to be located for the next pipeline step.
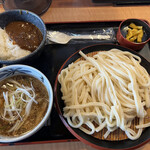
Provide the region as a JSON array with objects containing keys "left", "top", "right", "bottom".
[{"left": 70, "top": 34, "right": 111, "bottom": 40}]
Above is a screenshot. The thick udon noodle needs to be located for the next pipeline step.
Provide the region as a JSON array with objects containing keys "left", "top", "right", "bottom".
[{"left": 58, "top": 49, "right": 150, "bottom": 140}]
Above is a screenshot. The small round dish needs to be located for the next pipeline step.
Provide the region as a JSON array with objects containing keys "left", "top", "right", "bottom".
[
  {"left": 0, "top": 64, "right": 53, "bottom": 143},
  {"left": 117, "top": 19, "right": 150, "bottom": 51},
  {"left": 54, "top": 44, "right": 150, "bottom": 150},
  {"left": 0, "top": 9, "right": 47, "bottom": 65}
]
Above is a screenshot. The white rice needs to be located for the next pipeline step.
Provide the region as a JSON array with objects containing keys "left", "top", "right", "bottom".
[{"left": 0, "top": 28, "right": 31, "bottom": 60}]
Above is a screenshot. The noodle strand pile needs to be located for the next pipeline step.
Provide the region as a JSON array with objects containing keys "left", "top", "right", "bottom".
[{"left": 58, "top": 49, "right": 150, "bottom": 140}]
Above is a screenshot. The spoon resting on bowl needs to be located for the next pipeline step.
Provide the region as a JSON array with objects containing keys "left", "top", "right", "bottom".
[{"left": 47, "top": 31, "right": 111, "bottom": 44}]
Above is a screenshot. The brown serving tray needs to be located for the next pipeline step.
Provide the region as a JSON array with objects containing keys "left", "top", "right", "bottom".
[{"left": 0, "top": 21, "right": 149, "bottom": 146}]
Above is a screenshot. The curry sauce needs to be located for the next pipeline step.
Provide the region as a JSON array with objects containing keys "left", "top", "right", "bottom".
[{"left": 5, "top": 21, "right": 43, "bottom": 52}]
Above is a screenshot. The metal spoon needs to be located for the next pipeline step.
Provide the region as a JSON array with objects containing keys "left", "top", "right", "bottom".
[{"left": 47, "top": 31, "right": 111, "bottom": 44}]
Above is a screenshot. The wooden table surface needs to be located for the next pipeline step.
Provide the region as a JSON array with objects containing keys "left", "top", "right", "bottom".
[
  {"left": 0, "top": 0, "right": 150, "bottom": 24},
  {"left": 0, "top": 1, "right": 150, "bottom": 150}
]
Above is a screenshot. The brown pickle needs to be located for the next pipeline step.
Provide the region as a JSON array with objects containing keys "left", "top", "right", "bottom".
[{"left": 5, "top": 21, "right": 43, "bottom": 52}]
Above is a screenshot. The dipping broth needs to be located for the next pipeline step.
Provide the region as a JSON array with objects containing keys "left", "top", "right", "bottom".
[
  {"left": 5, "top": 21, "right": 43, "bottom": 52},
  {"left": 0, "top": 75, "right": 49, "bottom": 137}
]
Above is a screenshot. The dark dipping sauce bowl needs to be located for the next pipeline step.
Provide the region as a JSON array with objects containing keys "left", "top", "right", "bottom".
[
  {"left": 117, "top": 19, "right": 150, "bottom": 51},
  {"left": 0, "top": 9, "right": 47, "bottom": 65}
]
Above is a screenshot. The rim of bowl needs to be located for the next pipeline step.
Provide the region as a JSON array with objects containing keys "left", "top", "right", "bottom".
[
  {"left": 117, "top": 18, "right": 150, "bottom": 45},
  {"left": 0, "top": 9, "right": 47, "bottom": 64},
  {"left": 0, "top": 64, "right": 53, "bottom": 143}
]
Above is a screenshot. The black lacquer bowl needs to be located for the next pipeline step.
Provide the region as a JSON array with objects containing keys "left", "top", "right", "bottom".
[
  {"left": 54, "top": 44, "right": 150, "bottom": 150},
  {"left": 0, "top": 9, "right": 46, "bottom": 65}
]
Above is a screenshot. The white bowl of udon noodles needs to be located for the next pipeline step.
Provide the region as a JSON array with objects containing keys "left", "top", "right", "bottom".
[{"left": 0, "top": 65, "right": 53, "bottom": 143}]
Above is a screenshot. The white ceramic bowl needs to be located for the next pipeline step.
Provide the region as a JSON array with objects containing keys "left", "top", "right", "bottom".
[{"left": 0, "top": 65, "right": 53, "bottom": 143}]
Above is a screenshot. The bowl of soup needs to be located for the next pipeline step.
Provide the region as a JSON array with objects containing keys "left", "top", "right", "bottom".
[
  {"left": 0, "top": 64, "right": 53, "bottom": 143},
  {"left": 0, "top": 9, "right": 47, "bottom": 65}
]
